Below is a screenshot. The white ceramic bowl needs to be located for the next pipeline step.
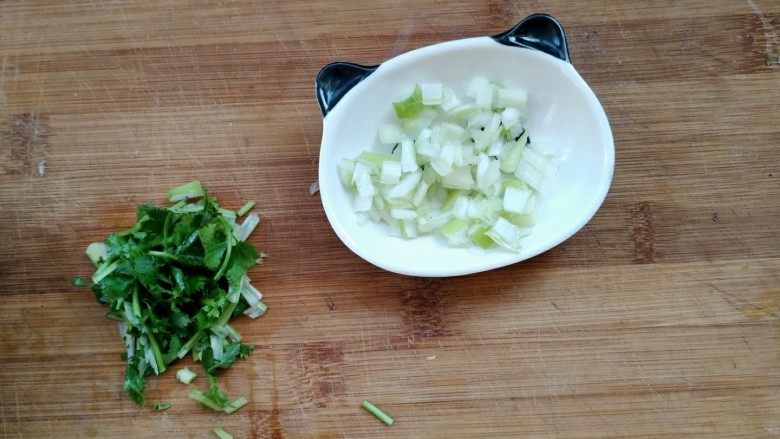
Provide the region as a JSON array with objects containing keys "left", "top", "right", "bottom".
[{"left": 316, "top": 14, "right": 614, "bottom": 277}]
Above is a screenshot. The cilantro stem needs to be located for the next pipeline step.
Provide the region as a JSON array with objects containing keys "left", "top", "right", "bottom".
[
  {"left": 218, "top": 208, "right": 237, "bottom": 221},
  {"left": 223, "top": 397, "right": 248, "bottom": 414},
  {"left": 148, "top": 250, "right": 173, "bottom": 259},
  {"left": 145, "top": 330, "right": 168, "bottom": 374},
  {"left": 187, "top": 390, "right": 223, "bottom": 410},
  {"left": 132, "top": 285, "right": 142, "bottom": 319},
  {"left": 213, "top": 427, "right": 234, "bottom": 439},
  {"left": 92, "top": 260, "right": 121, "bottom": 284},
  {"left": 175, "top": 231, "right": 200, "bottom": 254},
  {"left": 212, "top": 219, "right": 235, "bottom": 281},
  {"left": 178, "top": 330, "right": 204, "bottom": 359},
  {"left": 116, "top": 214, "right": 149, "bottom": 237},
  {"left": 148, "top": 250, "right": 203, "bottom": 266},
  {"left": 216, "top": 301, "right": 238, "bottom": 328},
  {"left": 361, "top": 400, "right": 394, "bottom": 426},
  {"left": 162, "top": 211, "right": 174, "bottom": 253},
  {"left": 237, "top": 201, "right": 256, "bottom": 217},
  {"left": 223, "top": 324, "right": 242, "bottom": 343}
]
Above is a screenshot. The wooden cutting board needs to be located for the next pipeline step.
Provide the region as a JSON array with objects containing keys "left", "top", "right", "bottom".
[{"left": 1, "top": 1, "right": 779, "bottom": 437}]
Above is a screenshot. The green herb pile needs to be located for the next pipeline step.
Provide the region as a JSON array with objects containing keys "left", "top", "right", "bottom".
[{"left": 74, "top": 181, "right": 267, "bottom": 408}]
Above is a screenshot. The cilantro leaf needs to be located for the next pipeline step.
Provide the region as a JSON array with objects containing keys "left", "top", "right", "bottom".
[
  {"left": 71, "top": 277, "right": 87, "bottom": 286},
  {"left": 200, "top": 343, "right": 255, "bottom": 375},
  {"left": 124, "top": 357, "right": 146, "bottom": 406},
  {"left": 226, "top": 241, "right": 260, "bottom": 285},
  {"left": 198, "top": 222, "right": 228, "bottom": 270}
]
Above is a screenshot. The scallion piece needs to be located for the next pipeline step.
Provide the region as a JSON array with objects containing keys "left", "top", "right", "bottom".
[
  {"left": 339, "top": 79, "right": 559, "bottom": 252},
  {"left": 392, "top": 84, "right": 425, "bottom": 119},
  {"left": 361, "top": 400, "right": 394, "bottom": 426},
  {"left": 213, "top": 427, "right": 234, "bottom": 439}
]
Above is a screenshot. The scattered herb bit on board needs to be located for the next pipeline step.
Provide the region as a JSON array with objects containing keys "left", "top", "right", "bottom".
[
  {"left": 361, "top": 400, "right": 394, "bottom": 426},
  {"left": 75, "top": 181, "right": 268, "bottom": 408},
  {"left": 152, "top": 401, "right": 172, "bottom": 411},
  {"left": 213, "top": 427, "right": 234, "bottom": 439},
  {"left": 188, "top": 375, "right": 249, "bottom": 413}
]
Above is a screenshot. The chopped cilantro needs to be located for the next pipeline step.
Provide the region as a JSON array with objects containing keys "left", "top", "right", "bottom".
[
  {"left": 187, "top": 374, "right": 249, "bottom": 413},
  {"left": 75, "top": 181, "right": 267, "bottom": 407}
]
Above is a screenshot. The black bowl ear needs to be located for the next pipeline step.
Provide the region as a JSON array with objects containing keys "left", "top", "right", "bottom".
[
  {"left": 491, "top": 13, "right": 570, "bottom": 63},
  {"left": 315, "top": 62, "right": 379, "bottom": 117}
]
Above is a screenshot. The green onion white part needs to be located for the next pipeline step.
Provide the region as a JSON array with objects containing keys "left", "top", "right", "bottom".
[{"left": 339, "top": 78, "right": 558, "bottom": 252}]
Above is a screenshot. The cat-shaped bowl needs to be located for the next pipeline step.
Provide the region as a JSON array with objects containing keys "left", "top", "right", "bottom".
[{"left": 316, "top": 14, "right": 614, "bottom": 277}]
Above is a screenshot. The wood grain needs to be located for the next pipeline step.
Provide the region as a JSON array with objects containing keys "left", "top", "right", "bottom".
[{"left": 1, "top": 0, "right": 779, "bottom": 438}]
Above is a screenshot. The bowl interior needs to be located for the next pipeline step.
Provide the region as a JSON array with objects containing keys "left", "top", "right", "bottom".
[{"left": 318, "top": 37, "right": 614, "bottom": 277}]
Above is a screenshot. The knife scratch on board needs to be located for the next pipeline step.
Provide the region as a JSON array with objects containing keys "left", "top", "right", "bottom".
[{"left": 746, "top": 0, "right": 779, "bottom": 58}]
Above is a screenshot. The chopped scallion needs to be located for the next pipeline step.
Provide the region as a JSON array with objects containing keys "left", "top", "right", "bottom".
[
  {"left": 361, "top": 400, "right": 394, "bottom": 426},
  {"left": 339, "top": 79, "right": 558, "bottom": 252},
  {"left": 213, "top": 427, "right": 234, "bottom": 439}
]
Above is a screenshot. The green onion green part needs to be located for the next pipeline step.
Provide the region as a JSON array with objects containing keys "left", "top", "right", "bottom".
[
  {"left": 361, "top": 400, "right": 394, "bottom": 426},
  {"left": 213, "top": 427, "right": 234, "bottom": 439},
  {"left": 339, "top": 78, "right": 559, "bottom": 253},
  {"left": 392, "top": 84, "right": 425, "bottom": 119}
]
